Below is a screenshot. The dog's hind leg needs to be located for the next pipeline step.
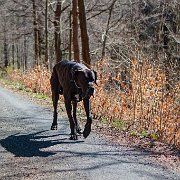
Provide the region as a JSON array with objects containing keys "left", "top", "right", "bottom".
[
  {"left": 65, "top": 100, "right": 78, "bottom": 140},
  {"left": 83, "top": 97, "right": 92, "bottom": 138},
  {"left": 72, "top": 101, "right": 83, "bottom": 134},
  {"left": 50, "top": 73, "right": 59, "bottom": 130},
  {"left": 51, "top": 92, "right": 59, "bottom": 130}
]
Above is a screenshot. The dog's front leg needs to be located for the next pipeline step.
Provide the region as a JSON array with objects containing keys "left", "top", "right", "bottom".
[
  {"left": 72, "top": 101, "right": 82, "bottom": 134},
  {"left": 83, "top": 97, "right": 92, "bottom": 138},
  {"left": 65, "top": 100, "right": 78, "bottom": 140}
]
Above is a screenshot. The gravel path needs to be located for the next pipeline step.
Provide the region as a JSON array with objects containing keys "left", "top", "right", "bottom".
[{"left": 0, "top": 85, "right": 179, "bottom": 180}]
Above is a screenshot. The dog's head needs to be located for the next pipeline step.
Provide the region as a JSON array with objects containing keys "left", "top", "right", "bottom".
[{"left": 71, "top": 65, "right": 97, "bottom": 99}]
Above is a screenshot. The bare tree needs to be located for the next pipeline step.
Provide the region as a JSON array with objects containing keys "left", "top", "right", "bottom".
[
  {"left": 2, "top": 16, "right": 8, "bottom": 67},
  {"left": 54, "top": 0, "right": 62, "bottom": 63},
  {"left": 72, "top": 0, "right": 80, "bottom": 62},
  {"left": 45, "top": 0, "right": 49, "bottom": 68},
  {"left": 78, "top": 0, "right": 91, "bottom": 65},
  {"left": 101, "top": 0, "right": 117, "bottom": 59},
  {"left": 32, "top": 0, "right": 39, "bottom": 66}
]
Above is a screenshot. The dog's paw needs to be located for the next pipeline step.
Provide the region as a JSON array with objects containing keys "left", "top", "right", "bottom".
[
  {"left": 51, "top": 124, "right": 57, "bottom": 130},
  {"left": 83, "top": 122, "right": 91, "bottom": 138},
  {"left": 76, "top": 128, "right": 83, "bottom": 135},
  {"left": 69, "top": 134, "right": 78, "bottom": 140}
]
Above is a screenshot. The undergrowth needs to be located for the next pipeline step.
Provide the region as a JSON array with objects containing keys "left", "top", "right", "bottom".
[{"left": 4, "top": 59, "right": 180, "bottom": 148}]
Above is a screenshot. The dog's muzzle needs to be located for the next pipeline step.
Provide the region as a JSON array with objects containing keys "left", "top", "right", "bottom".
[
  {"left": 87, "top": 87, "right": 94, "bottom": 96},
  {"left": 83, "top": 83, "right": 95, "bottom": 98},
  {"left": 72, "top": 80, "right": 95, "bottom": 99}
]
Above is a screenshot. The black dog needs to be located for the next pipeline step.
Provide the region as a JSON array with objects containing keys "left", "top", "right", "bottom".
[{"left": 50, "top": 60, "right": 97, "bottom": 140}]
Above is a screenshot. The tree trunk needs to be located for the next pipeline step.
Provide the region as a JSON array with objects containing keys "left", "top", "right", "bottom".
[
  {"left": 32, "top": 0, "right": 39, "bottom": 66},
  {"left": 16, "top": 40, "right": 20, "bottom": 69},
  {"left": 24, "top": 35, "right": 27, "bottom": 71},
  {"left": 78, "top": 0, "right": 91, "bottom": 66},
  {"left": 102, "top": 0, "right": 116, "bottom": 59},
  {"left": 3, "top": 16, "right": 8, "bottom": 67},
  {"left": 45, "top": 0, "right": 49, "bottom": 69},
  {"left": 54, "top": 0, "right": 62, "bottom": 64},
  {"left": 12, "top": 41, "right": 15, "bottom": 69},
  {"left": 163, "top": 24, "right": 171, "bottom": 91},
  {"left": 69, "top": 10, "right": 72, "bottom": 61},
  {"left": 72, "top": 0, "right": 80, "bottom": 62},
  {"left": 4, "top": 36, "right": 8, "bottom": 67}
]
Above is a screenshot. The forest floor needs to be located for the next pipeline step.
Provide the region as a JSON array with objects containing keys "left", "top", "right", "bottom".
[{"left": 0, "top": 78, "right": 179, "bottom": 175}]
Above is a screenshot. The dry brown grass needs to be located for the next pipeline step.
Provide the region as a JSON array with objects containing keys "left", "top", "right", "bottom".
[
  {"left": 8, "top": 66, "right": 51, "bottom": 96},
  {"left": 92, "top": 59, "right": 179, "bottom": 148}
]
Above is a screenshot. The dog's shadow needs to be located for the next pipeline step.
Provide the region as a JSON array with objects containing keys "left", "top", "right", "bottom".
[{"left": 0, "top": 131, "right": 83, "bottom": 157}]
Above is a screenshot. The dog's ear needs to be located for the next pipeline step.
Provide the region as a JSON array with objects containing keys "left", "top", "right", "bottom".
[{"left": 93, "top": 70, "right": 97, "bottom": 85}]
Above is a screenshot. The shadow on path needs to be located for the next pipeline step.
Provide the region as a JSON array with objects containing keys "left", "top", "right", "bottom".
[{"left": 0, "top": 130, "right": 83, "bottom": 157}]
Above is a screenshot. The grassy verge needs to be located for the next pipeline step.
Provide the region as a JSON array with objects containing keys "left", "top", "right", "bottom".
[{"left": 0, "top": 77, "right": 50, "bottom": 102}]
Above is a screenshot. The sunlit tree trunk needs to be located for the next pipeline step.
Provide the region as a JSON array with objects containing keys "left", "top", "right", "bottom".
[
  {"left": 69, "top": 10, "right": 72, "bottom": 60},
  {"left": 45, "top": 0, "right": 50, "bottom": 69},
  {"left": 54, "top": 0, "right": 62, "bottom": 63},
  {"left": 32, "top": 0, "right": 39, "bottom": 66},
  {"left": 72, "top": 0, "right": 80, "bottom": 62},
  {"left": 78, "top": 0, "right": 91, "bottom": 66}
]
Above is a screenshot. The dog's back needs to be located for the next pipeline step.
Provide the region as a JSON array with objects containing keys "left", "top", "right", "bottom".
[
  {"left": 53, "top": 60, "right": 89, "bottom": 88},
  {"left": 53, "top": 60, "right": 73, "bottom": 89}
]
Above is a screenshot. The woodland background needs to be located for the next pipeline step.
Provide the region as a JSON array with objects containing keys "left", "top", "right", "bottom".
[{"left": 0, "top": 0, "right": 179, "bottom": 148}]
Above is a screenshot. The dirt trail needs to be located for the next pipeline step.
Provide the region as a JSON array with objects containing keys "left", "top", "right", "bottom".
[{"left": 0, "top": 85, "right": 179, "bottom": 180}]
